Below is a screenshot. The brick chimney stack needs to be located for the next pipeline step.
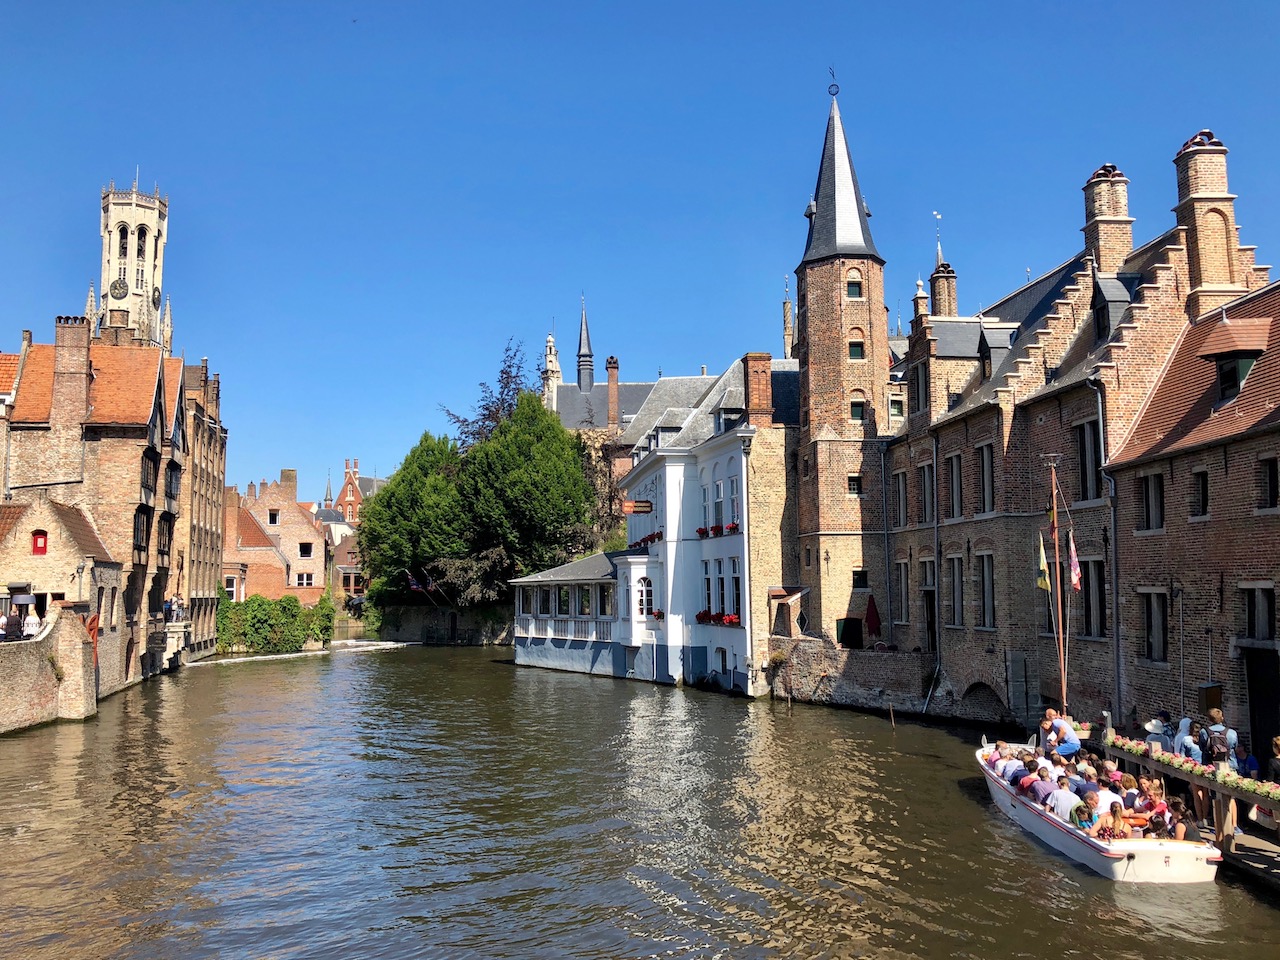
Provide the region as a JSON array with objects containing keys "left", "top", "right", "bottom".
[
  {"left": 280, "top": 468, "right": 298, "bottom": 500},
  {"left": 743, "top": 353, "right": 774, "bottom": 426},
  {"left": 606, "top": 356, "right": 619, "bottom": 430},
  {"left": 929, "top": 257, "right": 958, "bottom": 317},
  {"left": 911, "top": 279, "right": 929, "bottom": 329},
  {"left": 353, "top": 458, "right": 359, "bottom": 478},
  {"left": 1082, "top": 163, "right": 1135, "bottom": 273},
  {"left": 1173, "top": 130, "right": 1243, "bottom": 316},
  {"left": 53, "top": 315, "right": 92, "bottom": 422}
]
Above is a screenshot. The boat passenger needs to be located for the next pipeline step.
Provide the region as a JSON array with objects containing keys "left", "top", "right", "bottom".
[
  {"left": 1008, "top": 757, "right": 1036, "bottom": 787},
  {"left": 1089, "top": 801, "right": 1131, "bottom": 841},
  {"left": 1143, "top": 815, "right": 1170, "bottom": 840},
  {"left": 1064, "top": 762, "right": 1085, "bottom": 793},
  {"left": 1074, "top": 764, "right": 1101, "bottom": 798},
  {"left": 1119, "top": 773, "right": 1139, "bottom": 809},
  {"left": 1167, "top": 798, "right": 1202, "bottom": 843},
  {"left": 1141, "top": 779, "right": 1169, "bottom": 822},
  {"left": 987, "top": 741, "right": 1009, "bottom": 769},
  {"left": 1095, "top": 779, "right": 1125, "bottom": 815},
  {"left": 1069, "top": 792, "right": 1101, "bottom": 830},
  {"left": 1046, "top": 777, "right": 1081, "bottom": 821},
  {"left": 1029, "top": 767, "right": 1058, "bottom": 805},
  {"left": 1040, "top": 717, "right": 1082, "bottom": 759},
  {"left": 1018, "top": 765, "right": 1044, "bottom": 795}
]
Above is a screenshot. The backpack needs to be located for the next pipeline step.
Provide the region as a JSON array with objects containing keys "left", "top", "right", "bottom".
[{"left": 1205, "top": 726, "right": 1230, "bottom": 762}]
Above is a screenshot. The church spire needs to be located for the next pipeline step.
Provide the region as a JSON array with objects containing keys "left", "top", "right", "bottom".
[
  {"left": 325, "top": 469, "right": 333, "bottom": 508},
  {"left": 84, "top": 282, "right": 98, "bottom": 325},
  {"left": 800, "top": 96, "right": 880, "bottom": 265},
  {"left": 576, "top": 295, "right": 594, "bottom": 392}
]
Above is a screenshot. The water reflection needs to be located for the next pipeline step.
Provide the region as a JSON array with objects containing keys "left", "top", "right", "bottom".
[{"left": 0, "top": 646, "right": 1278, "bottom": 959}]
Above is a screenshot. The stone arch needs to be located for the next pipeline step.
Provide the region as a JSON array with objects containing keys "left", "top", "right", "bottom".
[
  {"left": 957, "top": 680, "right": 1013, "bottom": 723},
  {"left": 1200, "top": 207, "right": 1235, "bottom": 284}
]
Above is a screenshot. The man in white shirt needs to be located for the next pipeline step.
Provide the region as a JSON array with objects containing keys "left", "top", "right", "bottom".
[{"left": 1095, "top": 781, "right": 1125, "bottom": 815}]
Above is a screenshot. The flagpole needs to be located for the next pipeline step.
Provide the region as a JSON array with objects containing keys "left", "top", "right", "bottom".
[{"left": 1050, "top": 460, "right": 1067, "bottom": 715}]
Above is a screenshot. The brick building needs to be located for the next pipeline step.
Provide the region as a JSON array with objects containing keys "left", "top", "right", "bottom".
[
  {"left": 331, "top": 458, "right": 386, "bottom": 526},
  {"left": 776, "top": 102, "right": 1275, "bottom": 736},
  {"left": 225, "top": 470, "right": 328, "bottom": 604}
]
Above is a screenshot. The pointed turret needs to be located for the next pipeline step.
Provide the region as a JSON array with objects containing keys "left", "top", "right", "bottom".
[
  {"left": 84, "top": 282, "right": 98, "bottom": 324},
  {"left": 325, "top": 470, "right": 333, "bottom": 508},
  {"left": 800, "top": 97, "right": 881, "bottom": 265},
  {"left": 576, "top": 296, "right": 594, "bottom": 392}
]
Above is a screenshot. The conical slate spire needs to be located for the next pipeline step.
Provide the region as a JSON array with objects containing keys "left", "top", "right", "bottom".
[
  {"left": 84, "top": 282, "right": 98, "bottom": 323},
  {"left": 325, "top": 469, "right": 333, "bottom": 506},
  {"left": 800, "top": 97, "right": 881, "bottom": 265},
  {"left": 576, "top": 295, "right": 594, "bottom": 392}
]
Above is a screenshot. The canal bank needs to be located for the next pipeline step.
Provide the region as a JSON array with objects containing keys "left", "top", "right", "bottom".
[{"left": 2, "top": 645, "right": 1278, "bottom": 960}]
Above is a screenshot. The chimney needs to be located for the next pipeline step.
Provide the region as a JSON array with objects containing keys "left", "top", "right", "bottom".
[
  {"left": 1173, "top": 130, "right": 1242, "bottom": 315},
  {"left": 247, "top": 481, "right": 257, "bottom": 499},
  {"left": 353, "top": 458, "right": 359, "bottom": 477},
  {"left": 200, "top": 357, "right": 208, "bottom": 383},
  {"left": 912, "top": 278, "right": 929, "bottom": 329},
  {"left": 21, "top": 330, "right": 32, "bottom": 348},
  {"left": 606, "top": 356, "right": 619, "bottom": 430},
  {"left": 280, "top": 468, "right": 298, "bottom": 500},
  {"left": 782, "top": 298, "right": 794, "bottom": 359},
  {"left": 52, "top": 316, "right": 92, "bottom": 422},
  {"left": 344, "top": 458, "right": 350, "bottom": 473},
  {"left": 743, "top": 353, "right": 774, "bottom": 426},
  {"left": 1082, "top": 163, "right": 1135, "bottom": 273},
  {"left": 929, "top": 260, "right": 958, "bottom": 317}
]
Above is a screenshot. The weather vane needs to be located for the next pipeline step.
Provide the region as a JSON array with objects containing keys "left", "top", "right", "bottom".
[
  {"left": 828, "top": 66, "right": 839, "bottom": 97},
  {"left": 933, "top": 211, "right": 943, "bottom": 242}
]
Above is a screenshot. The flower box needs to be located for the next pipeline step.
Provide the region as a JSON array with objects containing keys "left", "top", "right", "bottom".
[
  {"left": 696, "top": 527, "right": 709, "bottom": 539},
  {"left": 710, "top": 525, "right": 724, "bottom": 537},
  {"left": 725, "top": 522, "right": 740, "bottom": 535},
  {"left": 651, "top": 609, "right": 664, "bottom": 621},
  {"left": 721, "top": 613, "right": 741, "bottom": 627},
  {"left": 695, "top": 610, "right": 712, "bottom": 625}
]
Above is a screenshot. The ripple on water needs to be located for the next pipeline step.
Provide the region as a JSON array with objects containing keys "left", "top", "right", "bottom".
[{"left": 1, "top": 647, "right": 1278, "bottom": 959}]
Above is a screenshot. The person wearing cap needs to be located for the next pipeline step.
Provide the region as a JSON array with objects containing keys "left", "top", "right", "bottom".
[
  {"left": 1074, "top": 764, "right": 1102, "bottom": 798},
  {"left": 1143, "top": 717, "right": 1173, "bottom": 754}
]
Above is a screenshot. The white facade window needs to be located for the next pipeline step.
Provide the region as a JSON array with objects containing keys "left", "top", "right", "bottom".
[
  {"left": 713, "top": 480, "right": 724, "bottom": 527},
  {"left": 703, "top": 560, "right": 712, "bottom": 611},
  {"left": 715, "top": 559, "right": 725, "bottom": 613},
  {"left": 701, "top": 486, "right": 709, "bottom": 529},
  {"left": 731, "top": 559, "right": 741, "bottom": 616},
  {"left": 637, "top": 577, "right": 654, "bottom": 617},
  {"left": 728, "top": 476, "right": 740, "bottom": 524}
]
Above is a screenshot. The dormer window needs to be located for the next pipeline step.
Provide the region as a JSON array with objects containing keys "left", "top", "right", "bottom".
[
  {"left": 1217, "top": 355, "right": 1256, "bottom": 402},
  {"left": 32, "top": 530, "right": 47, "bottom": 555}
]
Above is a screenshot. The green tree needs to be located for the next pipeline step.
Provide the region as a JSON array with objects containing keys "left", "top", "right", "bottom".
[{"left": 440, "top": 391, "right": 592, "bottom": 604}]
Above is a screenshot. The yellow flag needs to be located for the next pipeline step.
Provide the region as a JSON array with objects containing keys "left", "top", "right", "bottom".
[{"left": 1037, "top": 533, "right": 1051, "bottom": 591}]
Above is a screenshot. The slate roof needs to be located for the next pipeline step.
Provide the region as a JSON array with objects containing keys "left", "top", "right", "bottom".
[
  {"left": 510, "top": 548, "right": 647, "bottom": 585},
  {"left": 555, "top": 380, "right": 656, "bottom": 431},
  {"left": 933, "top": 253, "right": 1089, "bottom": 425},
  {"left": 800, "top": 98, "right": 880, "bottom": 264},
  {"left": 48, "top": 501, "right": 113, "bottom": 561},
  {"left": 614, "top": 375, "right": 717, "bottom": 448},
  {"left": 355, "top": 475, "right": 386, "bottom": 497},
  {"left": 930, "top": 320, "right": 984, "bottom": 358},
  {"left": 655, "top": 358, "right": 800, "bottom": 450},
  {"left": 1112, "top": 281, "right": 1280, "bottom": 467},
  {"left": 314, "top": 507, "right": 345, "bottom": 523}
]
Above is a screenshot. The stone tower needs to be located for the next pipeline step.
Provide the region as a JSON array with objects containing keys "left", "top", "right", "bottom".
[
  {"left": 793, "top": 94, "right": 892, "bottom": 639},
  {"left": 100, "top": 179, "right": 169, "bottom": 352}
]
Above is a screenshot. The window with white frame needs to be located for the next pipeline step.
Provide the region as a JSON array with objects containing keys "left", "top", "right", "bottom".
[
  {"left": 577, "top": 585, "right": 592, "bottom": 617},
  {"left": 731, "top": 558, "right": 741, "bottom": 615},
  {"left": 1138, "top": 473, "right": 1164, "bottom": 530},
  {"left": 703, "top": 560, "right": 712, "bottom": 612},
  {"left": 297, "top": 572, "right": 313, "bottom": 588},
  {"left": 978, "top": 553, "right": 996, "bottom": 628},
  {"left": 539, "top": 587, "right": 552, "bottom": 616},
  {"left": 557, "top": 586, "right": 571, "bottom": 617},
  {"left": 894, "top": 561, "right": 909, "bottom": 623},
  {"left": 728, "top": 476, "right": 740, "bottom": 524},
  {"left": 1242, "top": 584, "right": 1276, "bottom": 641},
  {"left": 946, "top": 556, "right": 963, "bottom": 626},
  {"left": 1075, "top": 420, "right": 1103, "bottom": 501},
  {"left": 947, "top": 454, "right": 963, "bottom": 519},
  {"left": 977, "top": 445, "right": 995, "bottom": 514},
  {"left": 1143, "top": 590, "right": 1168, "bottom": 661},
  {"left": 847, "top": 474, "right": 862, "bottom": 496},
  {"left": 701, "top": 485, "right": 709, "bottom": 529},
  {"left": 893, "top": 471, "right": 907, "bottom": 527},
  {"left": 919, "top": 462, "right": 935, "bottom": 524},
  {"left": 715, "top": 560, "right": 726, "bottom": 613},
  {"left": 713, "top": 479, "right": 725, "bottom": 527},
  {"left": 598, "top": 584, "right": 614, "bottom": 617},
  {"left": 845, "top": 267, "right": 863, "bottom": 299},
  {"left": 636, "top": 577, "right": 653, "bottom": 617}
]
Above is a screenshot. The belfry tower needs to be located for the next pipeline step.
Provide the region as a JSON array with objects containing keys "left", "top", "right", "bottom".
[
  {"left": 99, "top": 179, "right": 170, "bottom": 353},
  {"left": 793, "top": 93, "right": 892, "bottom": 639}
]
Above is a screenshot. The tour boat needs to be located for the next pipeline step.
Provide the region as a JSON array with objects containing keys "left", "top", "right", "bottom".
[{"left": 978, "top": 739, "right": 1221, "bottom": 883}]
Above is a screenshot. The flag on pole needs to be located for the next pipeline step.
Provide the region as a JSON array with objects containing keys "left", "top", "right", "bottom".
[
  {"left": 1068, "top": 530, "right": 1082, "bottom": 591},
  {"left": 407, "top": 573, "right": 426, "bottom": 594},
  {"left": 1036, "top": 533, "right": 1052, "bottom": 591}
]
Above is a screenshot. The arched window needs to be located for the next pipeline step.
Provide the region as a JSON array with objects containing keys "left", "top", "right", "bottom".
[
  {"left": 346, "top": 504, "right": 353, "bottom": 521},
  {"left": 845, "top": 268, "right": 864, "bottom": 300},
  {"left": 117, "top": 225, "right": 129, "bottom": 281},
  {"left": 32, "top": 529, "right": 48, "bottom": 555},
  {"left": 136, "top": 227, "right": 148, "bottom": 289},
  {"left": 637, "top": 577, "right": 654, "bottom": 617}
]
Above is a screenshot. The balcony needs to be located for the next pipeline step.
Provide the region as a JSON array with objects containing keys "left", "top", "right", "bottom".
[{"left": 516, "top": 615, "right": 613, "bottom": 644}]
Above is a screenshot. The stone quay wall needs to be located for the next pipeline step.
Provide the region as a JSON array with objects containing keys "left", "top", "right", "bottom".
[{"left": 0, "top": 606, "right": 97, "bottom": 735}]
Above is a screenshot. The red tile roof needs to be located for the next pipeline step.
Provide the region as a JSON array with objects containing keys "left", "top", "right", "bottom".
[
  {"left": 0, "top": 353, "right": 20, "bottom": 395},
  {"left": 0, "top": 503, "right": 30, "bottom": 542},
  {"left": 238, "top": 508, "right": 276, "bottom": 549},
  {"left": 87, "top": 346, "right": 162, "bottom": 425},
  {"left": 48, "top": 501, "right": 113, "bottom": 562},
  {"left": 163, "top": 357, "right": 184, "bottom": 435},
  {"left": 9, "top": 344, "right": 54, "bottom": 423},
  {"left": 1114, "top": 283, "right": 1280, "bottom": 466}
]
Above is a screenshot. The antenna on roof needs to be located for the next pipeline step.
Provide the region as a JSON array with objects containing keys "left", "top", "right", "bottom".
[
  {"left": 1026, "top": 267, "right": 1032, "bottom": 283},
  {"left": 828, "top": 66, "right": 839, "bottom": 97},
  {"left": 933, "top": 211, "right": 943, "bottom": 266}
]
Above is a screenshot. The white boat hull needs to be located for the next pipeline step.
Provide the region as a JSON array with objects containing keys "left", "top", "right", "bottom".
[{"left": 978, "top": 746, "right": 1220, "bottom": 884}]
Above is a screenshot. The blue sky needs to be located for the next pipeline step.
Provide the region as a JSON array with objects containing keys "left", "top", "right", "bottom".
[{"left": 4, "top": 2, "right": 1278, "bottom": 499}]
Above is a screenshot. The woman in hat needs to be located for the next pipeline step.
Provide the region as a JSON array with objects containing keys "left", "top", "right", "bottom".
[{"left": 1144, "top": 717, "right": 1173, "bottom": 754}]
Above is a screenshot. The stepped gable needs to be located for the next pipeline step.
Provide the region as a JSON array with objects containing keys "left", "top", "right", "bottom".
[
  {"left": 932, "top": 254, "right": 1089, "bottom": 424},
  {"left": 1112, "top": 280, "right": 1280, "bottom": 467}
]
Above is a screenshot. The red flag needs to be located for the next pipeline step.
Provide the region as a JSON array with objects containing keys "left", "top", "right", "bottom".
[
  {"left": 865, "top": 594, "right": 882, "bottom": 638},
  {"left": 1068, "top": 530, "right": 1082, "bottom": 592}
]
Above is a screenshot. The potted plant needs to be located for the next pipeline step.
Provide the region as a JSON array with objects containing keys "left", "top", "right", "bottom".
[
  {"left": 725, "top": 522, "right": 740, "bottom": 534},
  {"left": 651, "top": 609, "right": 664, "bottom": 621},
  {"left": 695, "top": 609, "right": 712, "bottom": 624},
  {"left": 696, "top": 527, "right": 709, "bottom": 539},
  {"left": 722, "top": 613, "right": 741, "bottom": 626},
  {"left": 710, "top": 524, "right": 724, "bottom": 537}
]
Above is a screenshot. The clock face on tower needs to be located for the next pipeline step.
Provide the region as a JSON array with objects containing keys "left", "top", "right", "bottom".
[
  {"left": 109, "top": 279, "right": 128, "bottom": 300},
  {"left": 152, "top": 286, "right": 161, "bottom": 308}
]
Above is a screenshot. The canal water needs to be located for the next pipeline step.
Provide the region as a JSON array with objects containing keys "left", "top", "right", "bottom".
[{"left": 1, "top": 645, "right": 1277, "bottom": 959}]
